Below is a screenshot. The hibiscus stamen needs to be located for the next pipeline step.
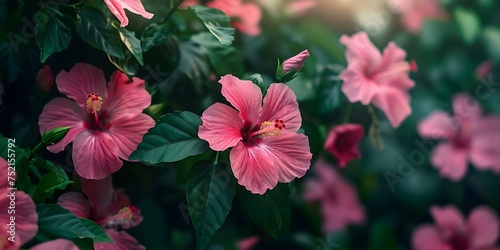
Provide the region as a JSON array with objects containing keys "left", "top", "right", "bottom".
[
  {"left": 95, "top": 205, "right": 139, "bottom": 230},
  {"left": 372, "top": 60, "right": 417, "bottom": 80},
  {"left": 248, "top": 120, "right": 285, "bottom": 138},
  {"left": 86, "top": 93, "right": 103, "bottom": 114}
]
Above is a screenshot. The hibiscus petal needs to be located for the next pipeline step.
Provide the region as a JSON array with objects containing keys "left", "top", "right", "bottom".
[
  {"left": 107, "top": 113, "right": 155, "bottom": 159},
  {"left": 260, "top": 83, "right": 301, "bottom": 132},
  {"left": 411, "top": 225, "right": 449, "bottom": 250},
  {"left": 340, "top": 32, "right": 382, "bottom": 71},
  {"left": 104, "top": 71, "right": 152, "bottom": 120},
  {"left": 430, "top": 205, "right": 465, "bottom": 233},
  {"left": 57, "top": 192, "right": 91, "bottom": 218},
  {"left": 12, "top": 192, "right": 38, "bottom": 245},
  {"left": 470, "top": 133, "right": 500, "bottom": 171},
  {"left": 230, "top": 141, "right": 279, "bottom": 195},
  {"left": 375, "top": 42, "right": 415, "bottom": 90},
  {"left": 55, "top": 63, "right": 107, "bottom": 105},
  {"left": 30, "top": 239, "right": 79, "bottom": 250},
  {"left": 219, "top": 75, "right": 262, "bottom": 130},
  {"left": 72, "top": 131, "right": 123, "bottom": 180},
  {"left": 79, "top": 176, "right": 115, "bottom": 220},
  {"left": 453, "top": 93, "right": 482, "bottom": 121},
  {"left": 371, "top": 86, "right": 411, "bottom": 128},
  {"left": 339, "top": 68, "right": 379, "bottom": 105},
  {"left": 261, "top": 132, "right": 312, "bottom": 183},
  {"left": 102, "top": 188, "right": 144, "bottom": 227},
  {"left": 104, "top": 0, "right": 153, "bottom": 27},
  {"left": 39, "top": 98, "right": 88, "bottom": 153},
  {"left": 417, "top": 111, "right": 456, "bottom": 140},
  {"left": 431, "top": 143, "right": 468, "bottom": 181},
  {"left": 467, "top": 206, "right": 499, "bottom": 248},
  {"left": 199, "top": 103, "right": 244, "bottom": 151},
  {"left": 94, "top": 229, "right": 145, "bottom": 250},
  {"left": 231, "top": 3, "right": 262, "bottom": 36}
]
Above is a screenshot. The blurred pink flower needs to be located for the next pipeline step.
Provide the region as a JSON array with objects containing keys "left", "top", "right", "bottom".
[
  {"left": 38, "top": 63, "right": 155, "bottom": 180},
  {"left": 339, "top": 32, "right": 417, "bottom": 127},
  {"left": 412, "top": 205, "right": 499, "bottom": 250},
  {"left": 0, "top": 157, "right": 38, "bottom": 250},
  {"left": 285, "top": 0, "right": 316, "bottom": 17},
  {"left": 36, "top": 65, "right": 54, "bottom": 92},
  {"left": 324, "top": 124, "right": 364, "bottom": 168},
  {"left": 182, "top": 0, "right": 262, "bottom": 36},
  {"left": 104, "top": 0, "right": 154, "bottom": 27},
  {"left": 58, "top": 176, "right": 145, "bottom": 250},
  {"left": 237, "top": 236, "right": 259, "bottom": 250},
  {"left": 282, "top": 49, "right": 310, "bottom": 74},
  {"left": 199, "top": 74, "right": 312, "bottom": 194},
  {"left": 30, "top": 239, "right": 79, "bottom": 250},
  {"left": 304, "top": 159, "right": 365, "bottom": 233},
  {"left": 476, "top": 60, "right": 493, "bottom": 78},
  {"left": 389, "top": 0, "right": 448, "bottom": 33},
  {"left": 418, "top": 94, "right": 500, "bottom": 181}
]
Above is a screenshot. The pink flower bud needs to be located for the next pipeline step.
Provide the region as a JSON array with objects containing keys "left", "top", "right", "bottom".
[
  {"left": 282, "top": 49, "right": 310, "bottom": 73},
  {"left": 36, "top": 65, "right": 54, "bottom": 92}
]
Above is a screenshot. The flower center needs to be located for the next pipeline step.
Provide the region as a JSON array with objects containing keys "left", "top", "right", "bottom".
[
  {"left": 454, "top": 121, "right": 470, "bottom": 148},
  {"left": 371, "top": 60, "right": 417, "bottom": 80},
  {"left": 95, "top": 206, "right": 139, "bottom": 230},
  {"left": 248, "top": 119, "right": 286, "bottom": 138},
  {"left": 86, "top": 93, "right": 103, "bottom": 113}
]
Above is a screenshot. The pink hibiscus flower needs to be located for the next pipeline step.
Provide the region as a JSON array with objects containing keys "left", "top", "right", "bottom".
[
  {"left": 412, "top": 205, "right": 499, "bottom": 250},
  {"left": 418, "top": 94, "right": 500, "bottom": 181},
  {"left": 182, "top": 0, "right": 262, "bottom": 36},
  {"left": 36, "top": 65, "right": 54, "bottom": 92},
  {"left": 198, "top": 74, "right": 312, "bottom": 194},
  {"left": 324, "top": 124, "right": 364, "bottom": 168},
  {"left": 282, "top": 49, "right": 310, "bottom": 74},
  {"left": 104, "top": 0, "right": 154, "bottom": 27},
  {"left": 389, "top": 0, "right": 448, "bottom": 33},
  {"left": 0, "top": 157, "right": 38, "bottom": 250},
  {"left": 237, "top": 236, "right": 260, "bottom": 250},
  {"left": 339, "top": 32, "right": 417, "bottom": 128},
  {"left": 476, "top": 60, "right": 493, "bottom": 79},
  {"left": 303, "top": 159, "right": 365, "bottom": 233},
  {"left": 58, "top": 176, "right": 144, "bottom": 250},
  {"left": 30, "top": 239, "right": 79, "bottom": 250},
  {"left": 38, "top": 63, "right": 155, "bottom": 180}
]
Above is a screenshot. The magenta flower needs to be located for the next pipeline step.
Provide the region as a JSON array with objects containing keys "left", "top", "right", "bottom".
[
  {"left": 324, "top": 124, "right": 364, "bottom": 168},
  {"left": 389, "top": 0, "right": 448, "bottom": 33},
  {"left": 36, "top": 65, "right": 54, "bottom": 92},
  {"left": 237, "top": 236, "right": 260, "bottom": 250},
  {"left": 418, "top": 94, "right": 500, "bottom": 181},
  {"left": 282, "top": 49, "right": 310, "bottom": 74},
  {"left": 339, "top": 32, "right": 417, "bottom": 128},
  {"left": 58, "top": 176, "right": 144, "bottom": 250},
  {"left": 198, "top": 74, "right": 312, "bottom": 194},
  {"left": 38, "top": 63, "right": 155, "bottom": 180},
  {"left": 476, "top": 60, "right": 493, "bottom": 78},
  {"left": 304, "top": 159, "right": 365, "bottom": 233},
  {"left": 412, "top": 205, "right": 499, "bottom": 250},
  {"left": 30, "top": 239, "right": 79, "bottom": 250},
  {"left": 104, "top": 0, "right": 154, "bottom": 27},
  {"left": 0, "top": 157, "right": 38, "bottom": 250}
]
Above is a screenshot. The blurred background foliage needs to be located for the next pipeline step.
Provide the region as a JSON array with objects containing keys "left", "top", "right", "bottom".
[{"left": 2, "top": 0, "right": 500, "bottom": 249}]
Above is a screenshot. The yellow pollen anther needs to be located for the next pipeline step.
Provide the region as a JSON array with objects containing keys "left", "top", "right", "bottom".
[
  {"left": 257, "top": 119, "right": 286, "bottom": 137},
  {"left": 86, "top": 92, "right": 103, "bottom": 113}
]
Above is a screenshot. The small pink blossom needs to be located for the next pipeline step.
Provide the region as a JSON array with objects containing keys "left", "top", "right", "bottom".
[
  {"left": 339, "top": 32, "right": 417, "bottom": 127},
  {"left": 30, "top": 239, "right": 79, "bottom": 250},
  {"left": 104, "top": 0, "right": 154, "bottom": 27},
  {"left": 182, "top": 0, "right": 262, "bottom": 36},
  {"left": 324, "top": 124, "right": 364, "bottom": 168},
  {"left": 38, "top": 63, "right": 155, "bottom": 180},
  {"left": 58, "top": 176, "right": 145, "bottom": 250},
  {"left": 304, "top": 159, "right": 365, "bottom": 233},
  {"left": 237, "top": 236, "right": 259, "bottom": 250},
  {"left": 0, "top": 157, "right": 38, "bottom": 250},
  {"left": 476, "top": 60, "right": 493, "bottom": 78},
  {"left": 199, "top": 74, "right": 312, "bottom": 194},
  {"left": 282, "top": 49, "right": 310, "bottom": 74},
  {"left": 412, "top": 205, "right": 499, "bottom": 250},
  {"left": 389, "top": 0, "right": 448, "bottom": 33},
  {"left": 285, "top": 0, "right": 316, "bottom": 17},
  {"left": 418, "top": 94, "right": 500, "bottom": 181},
  {"left": 36, "top": 65, "right": 54, "bottom": 92}
]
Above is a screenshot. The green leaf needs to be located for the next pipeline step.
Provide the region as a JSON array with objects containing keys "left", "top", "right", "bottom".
[
  {"left": 454, "top": 8, "right": 480, "bottom": 44},
  {"left": 243, "top": 73, "right": 270, "bottom": 94},
  {"left": 482, "top": 27, "right": 500, "bottom": 63},
  {"left": 108, "top": 50, "right": 139, "bottom": 76},
  {"left": 188, "top": 5, "right": 235, "bottom": 45},
  {"left": 130, "top": 111, "right": 209, "bottom": 164},
  {"left": 238, "top": 184, "right": 291, "bottom": 237},
  {"left": 187, "top": 160, "right": 236, "bottom": 250},
  {"left": 36, "top": 204, "right": 112, "bottom": 243},
  {"left": 34, "top": 10, "right": 72, "bottom": 62},
  {"left": 296, "top": 21, "right": 345, "bottom": 64},
  {"left": 368, "top": 219, "right": 398, "bottom": 250},
  {"left": 173, "top": 40, "right": 211, "bottom": 95},
  {"left": 317, "top": 81, "right": 344, "bottom": 114},
  {"left": 0, "top": 136, "right": 31, "bottom": 193},
  {"left": 141, "top": 22, "right": 175, "bottom": 52},
  {"left": 33, "top": 159, "right": 73, "bottom": 202},
  {"left": 75, "top": 8, "right": 124, "bottom": 58},
  {"left": 111, "top": 22, "right": 144, "bottom": 65},
  {"left": 191, "top": 32, "right": 244, "bottom": 77}
]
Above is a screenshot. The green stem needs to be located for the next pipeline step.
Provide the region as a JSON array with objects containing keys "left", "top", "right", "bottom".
[
  {"left": 29, "top": 142, "right": 45, "bottom": 159},
  {"left": 161, "top": 0, "right": 184, "bottom": 23},
  {"left": 367, "top": 105, "right": 383, "bottom": 149},
  {"left": 214, "top": 151, "right": 220, "bottom": 164},
  {"left": 342, "top": 103, "right": 352, "bottom": 123}
]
